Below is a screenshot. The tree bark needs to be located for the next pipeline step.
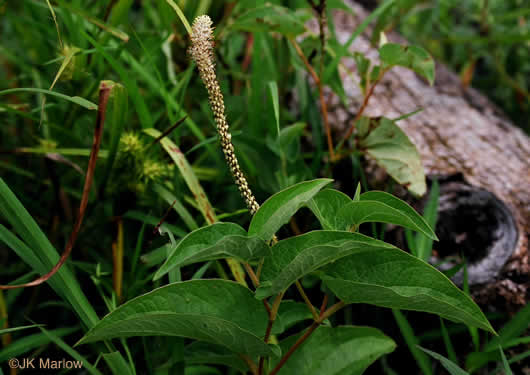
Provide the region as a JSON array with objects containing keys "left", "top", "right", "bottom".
[{"left": 314, "top": 1, "right": 530, "bottom": 305}]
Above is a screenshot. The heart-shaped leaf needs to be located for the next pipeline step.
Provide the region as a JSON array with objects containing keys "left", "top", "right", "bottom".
[
  {"left": 335, "top": 191, "right": 437, "bottom": 240},
  {"left": 272, "top": 326, "right": 396, "bottom": 375},
  {"left": 248, "top": 179, "right": 333, "bottom": 241},
  {"left": 154, "top": 223, "right": 269, "bottom": 280},
  {"left": 255, "top": 231, "right": 397, "bottom": 299},
  {"left": 77, "top": 280, "right": 281, "bottom": 357},
  {"left": 320, "top": 252, "right": 495, "bottom": 333},
  {"left": 307, "top": 189, "right": 352, "bottom": 230}
]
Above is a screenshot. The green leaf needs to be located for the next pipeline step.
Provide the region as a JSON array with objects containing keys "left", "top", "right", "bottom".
[
  {"left": 248, "top": 179, "right": 333, "bottom": 241},
  {"left": 272, "top": 326, "right": 396, "bottom": 375},
  {"left": 358, "top": 117, "right": 426, "bottom": 196},
  {"left": 0, "top": 179, "right": 99, "bottom": 329},
  {"left": 144, "top": 128, "right": 218, "bottom": 224},
  {"left": 467, "top": 303, "right": 530, "bottom": 371},
  {"left": 353, "top": 183, "right": 361, "bottom": 202},
  {"left": 466, "top": 350, "right": 501, "bottom": 372},
  {"left": 82, "top": 31, "right": 153, "bottom": 128},
  {"left": 164, "top": 0, "right": 192, "bottom": 35},
  {"left": 353, "top": 52, "right": 373, "bottom": 93},
  {"left": 379, "top": 43, "right": 435, "bottom": 85},
  {"left": 440, "top": 318, "right": 458, "bottom": 364},
  {"left": 0, "top": 88, "right": 97, "bottom": 110},
  {"left": 107, "top": 0, "right": 134, "bottom": 27},
  {"left": 268, "top": 81, "right": 280, "bottom": 137},
  {"left": 307, "top": 189, "right": 352, "bottom": 230},
  {"left": 230, "top": 4, "right": 308, "bottom": 37},
  {"left": 154, "top": 223, "right": 269, "bottom": 280},
  {"left": 98, "top": 80, "right": 128, "bottom": 197},
  {"left": 320, "top": 249, "right": 495, "bottom": 333},
  {"left": 485, "top": 302, "right": 530, "bottom": 352},
  {"left": 0, "top": 327, "right": 78, "bottom": 362},
  {"left": 0, "top": 324, "right": 42, "bottom": 335},
  {"left": 393, "top": 310, "right": 432, "bottom": 375},
  {"left": 184, "top": 342, "right": 247, "bottom": 373},
  {"left": 415, "top": 180, "right": 440, "bottom": 261},
  {"left": 418, "top": 346, "right": 469, "bottom": 375},
  {"left": 499, "top": 346, "right": 514, "bottom": 375},
  {"left": 77, "top": 280, "right": 280, "bottom": 358},
  {"left": 102, "top": 351, "right": 134, "bottom": 375},
  {"left": 277, "top": 301, "right": 316, "bottom": 332},
  {"left": 334, "top": 190, "right": 437, "bottom": 240},
  {"left": 153, "top": 183, "right": 199, "bottom": 231},
  {"left": 279, "top": 122, "right": 307, "bottom": 162},
  {"left": 323, "top": 0, "right": 396, "bottom": 83},
  {"left": 256, "top": 231, "right": 398, "bottom": 299},
  {"left": 54, "top": 0, "right": 130, "bottom": 41},
  {"left": 36, "top": 325, "right": 103, "bottom": 375}
]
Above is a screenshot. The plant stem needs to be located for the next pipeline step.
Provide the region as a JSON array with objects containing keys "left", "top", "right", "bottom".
[
  {"left": 0, "top": 81, "right": 110, "bottom": 290},
  {"left": 289, "top": 38, "right": 335, "bottom": 161},
  {"left": 319, "top": 294, "right": 328, "bottom": 317},
  {"left": 320, "top": 300, "right": 345, "bottom": 321},
  {"left": 338, "top": 74, "right": 384, "bottom": 152},
  {"left": 244, "top": 262, "right": 259, "bottom": 288},
  {"left": 269, "top": 300, "right": 346, "bottom": 375},
  {"left": 269, "top": 321, "right": 319, "bottom": 375},
  {"left": 259, "top": 292, "right": 284, "bottom": 375},
  {"left": 240, "top": 354, "right": 259, "bottom": 375},
  {"left": 295, "top": 280, "right": 319, "bottom": 321},
  {"left": 112, "top": 218, "right": 124, "bottom": 303},
  {"left": 0, "top": 291, "right": 11, "bottom": 347},
  {"left": 256, "top": 257, "right": 265, "bottom": 280}
]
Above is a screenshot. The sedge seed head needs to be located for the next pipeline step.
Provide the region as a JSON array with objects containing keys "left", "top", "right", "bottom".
[{"left": 119, "top": 132, "right": 143, "bottom": 155}]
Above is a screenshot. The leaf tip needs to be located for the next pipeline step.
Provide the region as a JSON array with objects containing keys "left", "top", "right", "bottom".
[
  {"left": 254, "top": 285, "right": 272, "bottom": 300},
  {"left": 152, "top": 268, "right": 166, "bottom": 281}
]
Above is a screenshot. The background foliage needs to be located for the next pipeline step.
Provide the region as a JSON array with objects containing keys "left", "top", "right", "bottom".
[{"left": 0, "top": 0, "right": 528, "bottom": 374}]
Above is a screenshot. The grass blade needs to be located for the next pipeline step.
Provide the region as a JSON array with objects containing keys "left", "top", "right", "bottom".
[
  {"left": 485, "top": 302, "right": 530, "bottom": 352},
  {"left": 165, "top": 0, "right": 192, "bottom": 35},
  {"left": 0, "top": 88, "right": 97, "bottom": 110},
  {"left": 323, "top": 0, "right": 396, "bottom": 82},
  {"left": 417, "top": 179, "right": 439, "bottom": 261},
  {"left": 499, "top": 347, "right": 513, "bottom": 375},
  {"left": 144, "top": 128, "right": 247, "bottom": 286},
  {"left": 392, "top": 309, "right": 433, "bottom": 375},
  {"left": 36, "top": 325, "right": 103, "bottom": 375},
  {"left": 418, "top": 346, "right": 469, "bottom": 375}
]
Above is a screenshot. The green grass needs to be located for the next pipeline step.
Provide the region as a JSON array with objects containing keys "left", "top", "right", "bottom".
[{"left": 0, "top": 0, "right": 527, "bottom": 374}]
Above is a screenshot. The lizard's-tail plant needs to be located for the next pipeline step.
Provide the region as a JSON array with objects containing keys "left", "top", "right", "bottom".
[{"left": 189, "top": 15, "right": 260, "bottom": 215}]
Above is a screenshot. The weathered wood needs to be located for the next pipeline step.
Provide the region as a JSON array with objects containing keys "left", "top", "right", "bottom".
[{"left": 312, "top": 1, "right": 530, "bottom": 304}]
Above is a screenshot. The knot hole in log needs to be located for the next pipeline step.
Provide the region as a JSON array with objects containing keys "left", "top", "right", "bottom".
[{"left": 428, "top": 178, "right": 519, "bottom": 286}]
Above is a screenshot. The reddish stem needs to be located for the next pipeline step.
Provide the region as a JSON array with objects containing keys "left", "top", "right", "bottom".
[
  {"left": 290, "top": 39, "right": 335, "bottom": 161},
  {"left": 340, "top": 73, "right": 385, "bottom": 150},
  {"left": 268, "top": 300, "right": 346, "bottom": 375},
  {"left": 0, "top": 82, "right": 111, "bottom": 290},
  {"left": 234, "top": 33, "right": 254, "bottom": 95},
  {"left": 319, "top": 294, "right": 329, "bottom": 317},
  {"left": 269, "top": 322, "right": 320, "bottom": 375}
]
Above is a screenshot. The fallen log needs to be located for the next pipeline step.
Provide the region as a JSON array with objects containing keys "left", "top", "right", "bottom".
[{"left": 311, "top": 0, "right": 530, "bottom": 306}]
